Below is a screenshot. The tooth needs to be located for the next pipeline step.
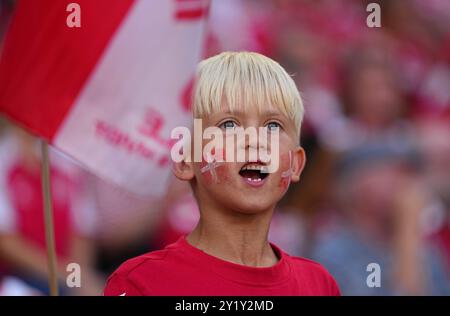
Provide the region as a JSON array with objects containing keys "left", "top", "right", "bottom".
[{"left": 242, "top": 164, "right": 269, "bottom": 173}]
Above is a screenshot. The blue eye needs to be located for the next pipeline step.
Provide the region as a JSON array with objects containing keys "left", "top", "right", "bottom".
[
  {"left": 220, "top": 120, "right": 237, "bottom": 130},
  {"left": 266, "top": 122, "right": 281, "bottom": 131}
]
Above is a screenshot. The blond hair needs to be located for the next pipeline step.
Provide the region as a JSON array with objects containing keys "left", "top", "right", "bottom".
[{"left": 192, "top": 51, "right": 304, "bottom": 135}]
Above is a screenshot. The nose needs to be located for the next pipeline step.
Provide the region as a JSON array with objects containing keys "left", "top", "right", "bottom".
[{"left": 233, "top": 126, "right": 271, "bottom": 163}]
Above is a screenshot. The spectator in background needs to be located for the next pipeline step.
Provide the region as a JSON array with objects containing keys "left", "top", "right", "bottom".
[
  {"left": 310, "top": 142, "right": 450, "bottom": 295},
  {"left": 416, "top": 117, "right": 450, "bottom": 275},
  {"left": 318, "top": 52, "right": 414, "bottom": 153},
  {"left": 0, "top": 122, "right": 104, "bottom": 295}
]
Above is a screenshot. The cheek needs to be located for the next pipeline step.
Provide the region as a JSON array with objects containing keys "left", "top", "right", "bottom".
[
  {"left": 199, "top": 160, "right": 213, "bottom": 184},
  {"left": 278, "top": 152, "right": 292, "bottom": 191},
  {"left": 215, "top": 164, "right": 232, "bottom": 182},
  {"left": 200, "top": 164, "right": 232, "bottom": 184},
  {"left": 199, "top": 147, "right": 232, "bottom": 184}
]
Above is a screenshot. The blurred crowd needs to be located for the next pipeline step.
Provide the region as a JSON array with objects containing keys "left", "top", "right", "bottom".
[{"left": 0, "top": 0, "right": 449, "bottom": 295}]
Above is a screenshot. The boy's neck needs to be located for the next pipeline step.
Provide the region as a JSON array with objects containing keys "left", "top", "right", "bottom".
[{"left": 186, "top": 206, "right": 279, "bottom": 268}]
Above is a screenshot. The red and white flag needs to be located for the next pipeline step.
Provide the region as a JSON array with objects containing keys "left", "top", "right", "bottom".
[{"left": 0, "top": 0, "right": 209, "bottom": 196}]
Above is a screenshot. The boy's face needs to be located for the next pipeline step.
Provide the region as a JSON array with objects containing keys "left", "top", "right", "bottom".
[{"left": 174, "top": 103, "right": 306, "bottom": 215}]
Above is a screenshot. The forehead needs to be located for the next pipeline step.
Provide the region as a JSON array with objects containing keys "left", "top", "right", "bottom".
[
  {"left": 228, "top": 105, "right": 283, "bottom": 116},
  {"left": 213, "top": 101, "right": 289, "bottom": 119}
]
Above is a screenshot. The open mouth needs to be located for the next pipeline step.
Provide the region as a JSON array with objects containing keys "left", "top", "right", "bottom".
[{"left": 239, "top": 163, "right": 269, "bottom": 184}]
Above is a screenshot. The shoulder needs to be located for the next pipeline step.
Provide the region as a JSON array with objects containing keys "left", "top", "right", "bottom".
[
  {"left": 287, "top": 254, "right": 341, "bottom": 296},
  {"left": 103, "top": 249, "right": 170, "bottom": 296},
  {"left": 114, "top": 249, "right": 169, "bottom": 276}
]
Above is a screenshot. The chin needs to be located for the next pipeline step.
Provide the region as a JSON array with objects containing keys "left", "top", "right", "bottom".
[
  {"left": 202, "top": 183, "right": 281, "bottom": 215},
  {"left": 228, "top": 198, "right": 276, "bottom": 215}
]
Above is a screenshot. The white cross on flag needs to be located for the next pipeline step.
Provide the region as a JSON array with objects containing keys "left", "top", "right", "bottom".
[{"left": 0, "top": 0, "right": 209, "bottom": 197}]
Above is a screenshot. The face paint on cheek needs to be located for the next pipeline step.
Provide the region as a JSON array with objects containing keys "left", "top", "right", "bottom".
[
  {"left": 200, "top": 151, "right": 225, "bottom": 184},
  {"left": 199, "top": 162, "right": 214, "bottom": 184},
  {"left": 279, "top": 150, "right": 293, "bottom": 193}
]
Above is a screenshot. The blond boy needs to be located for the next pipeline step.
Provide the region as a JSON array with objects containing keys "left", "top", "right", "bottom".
[{"left": 104, "top": 52, "right": 340, "bottom": 296}]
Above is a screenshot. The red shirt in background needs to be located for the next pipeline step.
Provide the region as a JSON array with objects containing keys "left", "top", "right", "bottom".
[
  {"left": 104, "top": 235, "right": 340, "bottom": 296},
  {"left": 6, "top": 162, "right": 74, "bottom": 258}
]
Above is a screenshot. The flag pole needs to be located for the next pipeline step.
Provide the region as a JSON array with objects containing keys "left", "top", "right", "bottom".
[{"left": 40, "top": 139, "right": 59, "bottom": 296}]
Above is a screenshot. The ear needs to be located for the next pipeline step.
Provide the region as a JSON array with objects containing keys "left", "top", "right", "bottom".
[
  {"left": 290, "top": 146, "right": 306, "bottom": 183},
  {"left": 172, "top": 159, "right": 195, "bottom": 181}
]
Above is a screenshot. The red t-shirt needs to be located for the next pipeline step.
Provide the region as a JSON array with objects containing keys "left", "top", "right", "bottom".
[{"left": 104, "top": 235, "right": 340, "bottom": 296}]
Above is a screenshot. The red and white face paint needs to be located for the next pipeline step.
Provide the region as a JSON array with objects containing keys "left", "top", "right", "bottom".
[
  {"left": 200, "top": 152, "right": 224, "bottom": 183},
  {"left": 279, "top": 150, "right": 293, "bottom": 194}
]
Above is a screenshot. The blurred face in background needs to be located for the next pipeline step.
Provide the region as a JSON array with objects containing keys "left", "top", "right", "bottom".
[
  {"left": 337, "top": 159, "right": 415, "bottom": 238},
  {"left": 347, "top": 64, "right": 404, "bottom": 129}
]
